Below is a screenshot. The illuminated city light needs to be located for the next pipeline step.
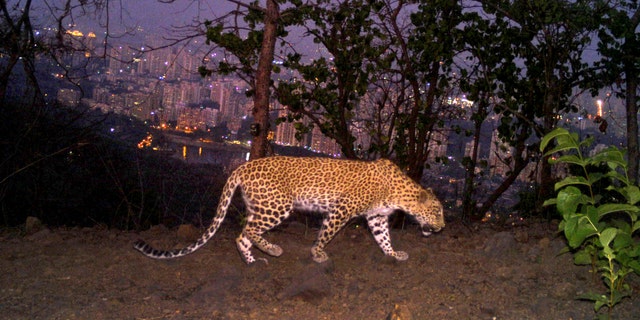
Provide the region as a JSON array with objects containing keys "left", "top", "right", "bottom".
[
  {"left": 596, "top": 99, "right": 603, "bottom": 117},
  {"left": 137, "top": 134, "right": 153, "bottom": 149},
  {"left": 66, "top": 30, "right": 84, "bottom": 37}
]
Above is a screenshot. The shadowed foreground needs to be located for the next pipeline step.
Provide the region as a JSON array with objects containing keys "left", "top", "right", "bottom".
[{"left": 1, "top": 221, "right": 639, "bottom": 319}]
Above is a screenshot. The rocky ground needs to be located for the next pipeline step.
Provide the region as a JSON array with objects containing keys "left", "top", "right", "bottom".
[{"left": 1, "top": 218, "right": 639, "bottom": 319}]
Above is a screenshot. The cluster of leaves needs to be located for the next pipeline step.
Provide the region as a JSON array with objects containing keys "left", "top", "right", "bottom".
[
  {"left": 541, "top": 128, "right": 640, "bottom": 318},
  {"left": 276, "top": 0, "right": 386, "bottom": 159}
]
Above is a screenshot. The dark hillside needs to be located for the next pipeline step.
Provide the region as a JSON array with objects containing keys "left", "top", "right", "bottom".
[{"left": 0, "top": 103, "right": 225, "bottom": 229}]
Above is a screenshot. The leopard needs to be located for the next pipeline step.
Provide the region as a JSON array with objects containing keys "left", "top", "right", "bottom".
[{"left": 134, "top": 156, "right": 445, "bottom": 264}]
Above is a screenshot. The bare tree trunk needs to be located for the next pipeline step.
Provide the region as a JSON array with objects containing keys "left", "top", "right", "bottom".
[
  {"left": 477, "top": 129, "right": 529, "bottom": 218},
  {"left": 462, "top": 102, "right": 486, "bottom": 219},
  {"left": 249, "top": 0, "right": 278, "bottom": 160},
  {"left": 624, "top": 8, "right": 640, "bottom": 184},
  {"left": 625, "top": 69, "right": 638, "bottom": 184}
]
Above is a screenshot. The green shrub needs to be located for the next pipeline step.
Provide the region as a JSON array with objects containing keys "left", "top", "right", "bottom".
[{"left": 541, "top": 128, "right": 640, "bottom": 319}]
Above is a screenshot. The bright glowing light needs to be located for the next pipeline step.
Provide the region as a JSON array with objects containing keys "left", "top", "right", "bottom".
[
  {"left": 596, "top": 99, "right": 603, "bottom": 117},
  {"left": 66, "top": 30, "right": 84, "bottom": 37}
]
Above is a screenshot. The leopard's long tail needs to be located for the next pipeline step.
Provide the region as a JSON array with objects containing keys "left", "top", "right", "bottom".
[{"left": 133, "top": 171, "right": 240, "bottom": 259}]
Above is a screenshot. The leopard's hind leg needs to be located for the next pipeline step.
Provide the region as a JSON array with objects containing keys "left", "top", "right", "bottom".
[
  {"left": 236, "top": 204, "right": 292, "bottom": 264},
  {"left": 311, "top": 208, "right": 351, "bottom": 263}
]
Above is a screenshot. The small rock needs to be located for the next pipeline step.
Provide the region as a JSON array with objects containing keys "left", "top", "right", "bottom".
[
  {"left": 386, "top": 303, "right": 413, "bottom": 320},
  {"left": 514, "top": 229, "right": 529, "bottom": 243},
  {"left": 25, "top": 216, "right": 43, "bottom": 234}
]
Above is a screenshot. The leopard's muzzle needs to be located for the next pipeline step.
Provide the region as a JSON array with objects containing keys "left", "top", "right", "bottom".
[{"left": 421, "top": 225, "right": 443, "bottom": 237}]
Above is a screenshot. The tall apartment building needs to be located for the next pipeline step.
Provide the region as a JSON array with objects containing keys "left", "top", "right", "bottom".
[
  {"left": 107, "top": 46, "right": 136, "bottom": 78},
  {"left": 136, "top": 43, "right": 200, "bottom": 81},
  {"left": 177, "top": 107, "right": 211, "bottom": 131},
  {"left": 427, "top": 130, "right": 448, "bottom": 162},
  {"left": 309, "top": 126, "right": 341, "bottom": 156},
  {"left": 210, "top": 80, "right": 251, "bottom": 123},
  {"left": 274, "top": 108, "right": 305, "bottom": 147}
]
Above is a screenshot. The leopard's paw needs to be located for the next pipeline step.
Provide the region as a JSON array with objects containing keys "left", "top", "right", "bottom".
[
  {"left": 311, "top": 248, "right": 329, "bottom": 263},
  {"left": 393, "top": 251, "right": 409, "bottom": 261},
  {"left": 266, "top": 244, "right": 283, "bottom": 257}
]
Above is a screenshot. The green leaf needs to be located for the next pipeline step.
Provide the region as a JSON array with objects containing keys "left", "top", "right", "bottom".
[
  {"left": 573, "top": 249, "right": 592, "bottom": 265},
  {"left": 578, "top": 292, "right": 607, "bottom": 309},
  {"left": 551, "top": 154, "right": 587, "bottom": 167},
  {"left": 564, "top": 215, "right": 598, "bottom": 248},
  {"left": 628, "top": 260, "right": 640, "bottom": 274},
  {"left": 544, "top": 144, "right": 578, "bottom": 158},
  {"left": 586, "top": 205, "right": 600, "bottom": 226},
  {"left": 611, "top": 289, "right": 632, "bottom": 304},
  {"left": 599, "top": 228, "right": 617, "bottom": 248},
  {"left": 633, "top": 220, "right": 640, "bottom": 234},
  {"left": 621, "top": 185, "right": 640, "bottom": 205},
  {"left": 604, "top": 170, "right": 629, "bottom": 185},
  {"left": 597, "top": 203, "right": 640, "bottom": 219},
  {"left": 587, "top": 172, "right": 604, "bottom": 186},
  {"left": 590, "top": 146, "right": 624, "bottom": 161},
  {"left": 544, "top": 131, "right": 580, "bottom": 156},
  {"left": 593, "top": 297, "right": 607, "bottom": 312},
  {"left": 542, "top": 198, "right": 557, "bottom": 206},
  {"left": 540, "top": 127, "right": 570, "bottom": 152},
  {"left": 590, "top": 147, "right": 627, "bottom": 171},
  {"left": 578, "top": 135, "right": 595, "bottom": 149},
  {"left": 555, "top": 176, "right": 591, "bottom": 190},
  {"left": 556, "top": 186, "right": 589, "bottom": 216},
  {"left": 602, "top": 245, "right": 615, "bottom": 259}
]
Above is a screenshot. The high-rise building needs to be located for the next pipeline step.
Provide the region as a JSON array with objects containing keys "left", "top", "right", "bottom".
[
  {"left": 57, "top": 88, "right": 81, "bottom": 106},
  {"left": 428, "top": 130, "right": 448, "bottom": 162},
  {"left": 274, "top": 108, "right": 304, "bottom": 147},
  {"left": 309, "top": 126, "right": 340, "bottom": 156},
  {"left": 177, "top": 107, "right": 208, "bottom": 131},
  {"left": 107, "top": 46, "right": 135, "bottom": 77},
  {"left": 209, "top": 81, "right": 232, "bottom": 121}
]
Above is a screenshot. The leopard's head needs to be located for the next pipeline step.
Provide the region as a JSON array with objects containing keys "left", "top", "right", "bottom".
[{"left": 411, "top": 188, "right": 445, "bottom": 236}]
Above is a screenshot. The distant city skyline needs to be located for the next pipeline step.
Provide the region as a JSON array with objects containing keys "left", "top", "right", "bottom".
[
  {"left": 27, "top": 1, "right": 626, "bottom": 159},
  {"left": 33, "top": 0, "right": 231, "bottom": 33}
]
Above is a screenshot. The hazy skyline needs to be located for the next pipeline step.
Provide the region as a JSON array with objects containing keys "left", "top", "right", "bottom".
[{"left": 30, "top": 0, "right": 235, "bottom": 37}]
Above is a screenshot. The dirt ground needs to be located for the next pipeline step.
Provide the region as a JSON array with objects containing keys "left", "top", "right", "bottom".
[{"left": 1, "top": 219, "right": 639, "bottom": 320}]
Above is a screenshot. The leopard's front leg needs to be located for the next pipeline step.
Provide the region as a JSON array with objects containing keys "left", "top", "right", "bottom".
[{"left": 366, "top": 214, "right": 408, "bottom": 261}]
